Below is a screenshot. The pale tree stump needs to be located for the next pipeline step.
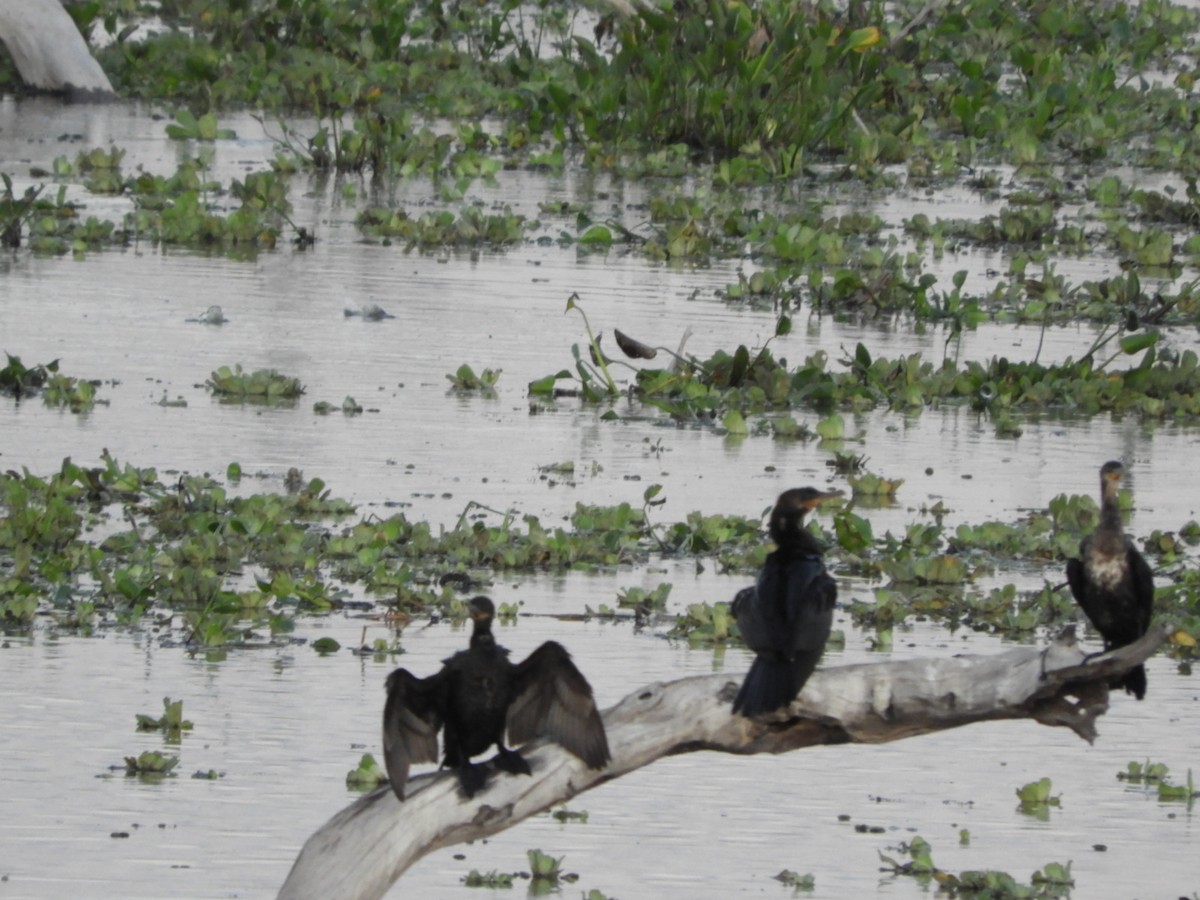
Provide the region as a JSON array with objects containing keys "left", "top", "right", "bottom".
[
  {"left": 0, "top": 0, "right": 114, "bottom": 99},
  {"left": 279, "top": 625, "right": 1169, "bottom": 900}
]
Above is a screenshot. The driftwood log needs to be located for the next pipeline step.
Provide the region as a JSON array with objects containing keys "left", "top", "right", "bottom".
[
  {"left": 0, "top": 0, "right": 114, "bottom": 99},
  {"left": 279, "top": 624, "right": 1168, "bottom": 900}
]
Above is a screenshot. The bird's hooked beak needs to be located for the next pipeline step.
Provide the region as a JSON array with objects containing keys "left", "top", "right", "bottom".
[
  {"left": 803, "top": 488, "right": 846, "bottom": 511},
  {"left": 467, "top": 597, "right": 494, "bottom": 621}
]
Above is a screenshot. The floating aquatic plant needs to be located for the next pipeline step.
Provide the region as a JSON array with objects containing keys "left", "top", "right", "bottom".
[
  {"left": 526, "top": 849, "right": 563, "bottom": 881},
  {"left": 345, "top": 753, "right": 387, "bottom": 791},
  {"left": 1016, "top": 777, "right": 1062, "bottom": 821},
  {"left": 135, "top": 697, "right": 194, "bottom": 743},
  {"left": 123, "top": 750, "right": 180, "bottom": 781},
  {"left": 207, "top": 365, "right": 305, "bottom": 400},
  {"left": 165, "top": 110, "right": 236, "bottom": 141},
  {"left": 447, "top": 364, "right": 502, "bottom": 394},
  {"left": 1156, "top": 769, "right": 1197, "bottom": 804},
  {"left": 461, "top": 869, "right": 515, "bottom": 888},
  {"left": 773, "top": 869, "right": 815, "bottom": 890},
  {"left": 1118, "top": 760, "right": 1171, "bottom": 785},
  {"left": 550, "top": 807, "right": 588, "bottom": 824},
  {"left": 0, "top": 354, "right": 55, "bottom": 402}
]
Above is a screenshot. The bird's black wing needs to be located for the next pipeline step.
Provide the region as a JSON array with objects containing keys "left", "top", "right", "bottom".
[
  {"left": 1127, "top": 544, "right": 1155, "bottom": 635},
  {"left": 1065, "top": 556, "right": 1086, "bottom": 604},
  {"left": 732, "top": 585, "right": 776, "bottom": 654},
  {"left": 382, "top": 668, "right": 446, "bottom": 801},
  {"left": 508, "top": 641, "right": 610, "bottom": 770},
  {"left": 783, "top": 558, "right": 837, "bottom": 655}
]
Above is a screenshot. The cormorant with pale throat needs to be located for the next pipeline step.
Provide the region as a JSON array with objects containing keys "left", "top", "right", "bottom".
[{"left": 1065, "top": 461, "right": 1154, "bottom": 699}]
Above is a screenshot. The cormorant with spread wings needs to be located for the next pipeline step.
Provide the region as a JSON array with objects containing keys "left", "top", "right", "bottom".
[{"left": 383, "top": 596, "right": 610, "bottom": 800}]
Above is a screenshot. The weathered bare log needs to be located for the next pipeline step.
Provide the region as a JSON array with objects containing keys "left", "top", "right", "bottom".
[
  {"left": 279, "top": 625, "right": 1168, "bottom": 900},
  {"left": 0, "top": 0, "right": 115, "bottom": 99}
]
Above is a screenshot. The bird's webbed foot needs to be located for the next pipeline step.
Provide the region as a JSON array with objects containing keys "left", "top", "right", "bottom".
[
  {"left": 493, "top": 746, "right": 532, "bottom": 777},
  {"left": 456, "top": 762, "right": 490, "bottom": 798}
]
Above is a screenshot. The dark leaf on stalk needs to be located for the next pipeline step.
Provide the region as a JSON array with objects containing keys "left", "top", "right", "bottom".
[
  {"left": 614, "top": 329, "right": 657, "bottom": 359},
  {"left": 775, "top": 315, "right": 792, "bottom": 337},
  {"left": 589, "top": 334, "right": 612, "bottom": 366},
  {"left": 730, "top": 345, "right": 751, "bottom": 386},
  {"left": 855, "top": 342, "right": 872, "bottom": 369}
]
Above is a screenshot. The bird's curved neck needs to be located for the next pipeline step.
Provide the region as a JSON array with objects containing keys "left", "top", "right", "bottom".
[
  {"left": 469, "top": 619, "right": 496, "bottom": 649},
  {"left": 771, "top": 518, "right": 824, "bottom": 556},
  {"left": 1099, "top": 479, "right": 1123, "bottom": 534}
]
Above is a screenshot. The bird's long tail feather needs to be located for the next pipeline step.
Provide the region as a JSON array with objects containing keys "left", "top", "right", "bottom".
[
  {"left": 1121, "top": 663, "right": 1147, "bottom": 700},
  {"left": 732, "top": 656, "right": 797, "bottom": 717}
]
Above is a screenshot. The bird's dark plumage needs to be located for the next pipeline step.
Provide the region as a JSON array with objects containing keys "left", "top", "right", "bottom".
[
  {"left": 733, "top": 487, "right": 843, "bottom": 717},
  {"left": 1065, "top": 461, "right": 1154, "bottom": 700},
  {"left": 382, "top": 596, "right": 610, "bottom": 800}
]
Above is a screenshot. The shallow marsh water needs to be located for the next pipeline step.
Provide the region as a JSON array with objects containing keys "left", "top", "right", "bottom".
[{"left": 1, "top": 100, "right": 1198, "bottom": 898}]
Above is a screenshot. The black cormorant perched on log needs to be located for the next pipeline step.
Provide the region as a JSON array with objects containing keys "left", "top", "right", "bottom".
[
  {"left": 1065, "top": 461, "right": 1154, "bottom": 700},
  {"left": 732, "top": 487, "right": 844, "bottom": 717},
  {"left": 382, "top": 596, "right": 610, "bottom": 800}
]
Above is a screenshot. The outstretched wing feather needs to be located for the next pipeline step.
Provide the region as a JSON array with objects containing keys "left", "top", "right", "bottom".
[
  {"left": 509, "top": 641, "right": 610, "bottom": 769},
  {"left": 382, "top": 668, "right": 444, "bottom": 801}
]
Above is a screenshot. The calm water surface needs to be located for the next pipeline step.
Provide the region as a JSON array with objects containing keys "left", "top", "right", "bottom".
[{"left": 0, "top": 99, "right": 1197, "bottom": 899}]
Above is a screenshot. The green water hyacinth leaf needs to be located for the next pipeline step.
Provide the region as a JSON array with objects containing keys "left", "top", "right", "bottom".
[
  {"left": 462, "top": 870, "right": 514, "bottom": 888},
  {"left": 879, "top": 835, "right": 935, "bottom": 875},
  {"left": 207, "top": 365, "right": 304, "bottom": 399},
  {"left": 579, "top": 224, "right": 613, "bottom": 246},
  {"left": 345, "top": 753, "right": 387, "bottom": 791},
  {"left": 849, "top": 472, "right": 903, "bottom": 497},
  {"left": 528, "top": 370, "right": 572, "bottom": 396},
  {"left": 166, "top": 110, "right": 235, "bottom": 141},
  {"left": 1016, "top": 777, "right": 1060, "bottom": 806},
  {"left": 816, "top": 413, "right": 845, "bottom": 440},
  {"left": 448, "top": 364, "right": 501, "bottom": 392},
  {"left": 953, "top": 870, "right": 1024, "bottom": 894},
  {"left": 615, "top": 582, "right": 671, "bottom": 610},
  {"left": 1118, "top": 760, "right": 1171, "bottom": 783},
  {"left": 124, "top": 751, "right": 179, "bottom": 777},
  {"left": 1119, "top": 331, "right": 1159, "bottom": 355},
  {"left": 1031, "top": 861, "right": 1073, "bottom": 887},
  {"left": 772, "top": 416, "right": 811, "bottom": 439},
  {"left": 722, "top": 409, "right": 749, "bottom": 435},
  {"left": 774, "top": 869, "right": 815, "bottom": 889},
  {"left": 834, "top": 509, "right": 874, "bottom": 552},
  {"left": 135, "top": 697, "right": 193, "bottom": 739},
  {"left": 312, "top": 637, "right": 341, "bottom": 654},
  {"left": 1156, "top": 768, "right": 1196, "bottom": 802},
  {"left": 526, "top": 849, "right": 563, "bottom": 879}
]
